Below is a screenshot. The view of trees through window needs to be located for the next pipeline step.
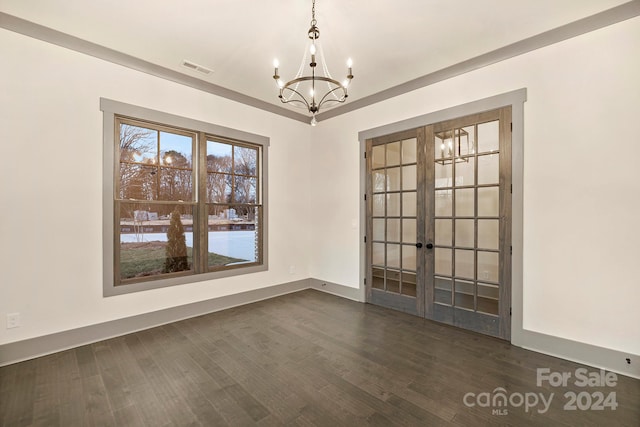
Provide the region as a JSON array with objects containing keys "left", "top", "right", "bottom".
[{"left": 116, "top": 119, "right": 262, "bottom": 284}]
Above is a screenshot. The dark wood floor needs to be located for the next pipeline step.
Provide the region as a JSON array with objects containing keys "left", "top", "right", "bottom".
[{"left": 1, "top": 290, "right": 638, "bottom": 426}]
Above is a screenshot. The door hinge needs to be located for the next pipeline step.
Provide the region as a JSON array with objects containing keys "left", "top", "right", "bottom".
[
  {"left": 510, "top": 246, "right": 513, "bottom": 255},
  {"left": 364, "top": 278, "right": 367, "bottom": 285},
  {"left": 364, "top": 236, "right": 367, "bottom": 243},
  {"left": 510, "top": 122, "right": 513, "bottom": 132},
  {"left": 510, "top": 184, "right": 513, "bottom": 193},
  {"left": 364, "top": 152, "right": 367, "bottom": 158},
  {"left": 510, "top": 307, "right": 512, "bottom": 316},
  {"left": 364, "top": 194, "right": 367, "bottom": 201}
]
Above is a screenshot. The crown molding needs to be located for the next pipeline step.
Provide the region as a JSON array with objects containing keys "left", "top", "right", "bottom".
[
  {"left": 317, "top": 1, "right": 640, "bottom": 121},
  {"left": 2, "top": 1, "right": 639, "bottom": 124},
  {"left": 0, "top": 11, "right": 310, "bottom": 124}
]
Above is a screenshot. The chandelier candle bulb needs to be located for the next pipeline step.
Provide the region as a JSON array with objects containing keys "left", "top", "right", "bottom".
[{"left": 272, "top": 58, "right": 280, "bottom": 83}]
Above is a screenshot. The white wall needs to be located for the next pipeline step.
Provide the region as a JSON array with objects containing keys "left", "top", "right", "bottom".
[
  {"left": 310, "top": 17, "right": 640, "bottom": 355},
  {"left": 0, "top": 28, "right": 312, "bottom": 345}
]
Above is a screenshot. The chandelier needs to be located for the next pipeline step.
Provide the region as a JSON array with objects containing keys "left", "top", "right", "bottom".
[
  {"left": 435, "top": 129, "right": 472, "bottom": 165},
  {"left": 272, "top": 0, "right": 354, "bottom": 126}
]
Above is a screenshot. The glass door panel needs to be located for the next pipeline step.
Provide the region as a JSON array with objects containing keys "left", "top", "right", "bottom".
[
  {"left": 429, "top": 111, "right": 510, "bottom": 339},
  {"left": 366, "top": 107, "right": 511, "bottom": 340},
  {"left": 367, "top": 134, "right": 422, "bottom": 315}
]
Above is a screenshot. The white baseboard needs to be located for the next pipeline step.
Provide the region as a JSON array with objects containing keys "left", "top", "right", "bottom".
[
  {"left": 308, "top": 278, "right": 365, "bottom": 302},
  {"left": 519, "top": 329, "right": 639, "bottom": 380}
]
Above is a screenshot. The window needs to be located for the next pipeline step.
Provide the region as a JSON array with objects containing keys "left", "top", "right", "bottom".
[{"left": 101, "top": 99, "right": 268, "bottom": 296}]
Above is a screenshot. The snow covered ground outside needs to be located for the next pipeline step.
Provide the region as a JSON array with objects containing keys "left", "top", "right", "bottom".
[{"left": 120, "top": 231, "right": 257, "bottom": 262}]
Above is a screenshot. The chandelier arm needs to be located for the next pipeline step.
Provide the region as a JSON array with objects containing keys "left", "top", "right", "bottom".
[
  {"left": 279, "top": 87, "right": 311, "bottom": 110},
  {"left": 318, "top": 98, "right": 347, "bottom": 108},
  {"left": 285, "top": 81, "right": 301, "bottom": 102},
  {"left": 317, "top": 86, "right": 348, "bottom": 110},
  {"left": 279, "top": 98, "right": 312, "bottom": 110},
  {"left": 280, "top": 76, "right": 346, "bottom": 114},
  {"left": 283, "top": 75, "right": 342, "bottom": 87}
]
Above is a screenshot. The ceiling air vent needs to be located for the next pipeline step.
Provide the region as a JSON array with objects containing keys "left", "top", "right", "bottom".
[{"left": 182, "top": 60, "right": 212, "bottom": 75}]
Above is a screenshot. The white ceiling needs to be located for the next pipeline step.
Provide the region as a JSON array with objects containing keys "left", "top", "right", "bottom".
[{"left": 0, "top": 0, "right": 631, "bottom": 117}]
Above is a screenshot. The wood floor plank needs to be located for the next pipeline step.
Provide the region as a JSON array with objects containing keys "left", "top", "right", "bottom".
[
  {"left": 1, "top": 290, "right": 638, "bottom": 426},
  {"left": 105, "top": 336, "right": 174, "bottom": 427},
  {"left": 152, "top": 325, "right": 230, "bottom": 427},
  {"left": 74, "top": 345, "right": 99, "bottom": 379},
  {"left": 112, "top": 403, "right": 146, "bottom": 427},
  {"left": 126, "top": 330, "right": 201, "bottom": 426},
  {"left": 92, "top": 341, "right": 134, "bottom": 412},
  {"left": 0, "top": 363, "right": 18, "bottom": 426},
  {"left": 79, "top": 374, "right": 117, "bottom": 426},
  {"left": 210, "top": 335, "right": 310, "bottom": 423},
  {"left": 142, "top": 326, "right": 226, "bottom": 425},
  {"left": 30, "top": 354, "right": 61, "bottom": 427},
  {"left": 166, "top": 321, "right": 260, "bottom": 425},
  {"left": 1, "top": 358, "right": 36, "bottom": 426},
  {"left": 54, "top": 350, "right": 86, "bottom": 427}
]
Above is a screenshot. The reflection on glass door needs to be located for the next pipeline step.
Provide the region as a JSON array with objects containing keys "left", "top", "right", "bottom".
[
  {"left": 430, "top": 109, "right": 511, "bottom": 339},
  {"left": 367, "top": 130, "right": 424, "bottom": 316}
]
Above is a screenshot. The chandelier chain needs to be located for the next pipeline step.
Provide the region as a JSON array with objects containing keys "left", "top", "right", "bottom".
[{"left": 311, "top": 0, "right": 316, "bottom": 26}]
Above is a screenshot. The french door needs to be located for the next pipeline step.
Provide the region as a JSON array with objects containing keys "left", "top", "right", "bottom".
[{"left": 366, "top": 107, "right": 512, "bottom": 340}]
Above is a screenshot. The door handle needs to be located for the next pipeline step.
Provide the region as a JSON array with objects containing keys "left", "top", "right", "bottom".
[{"left": 416, "top": 243, "right": 434, "bottom": 249}]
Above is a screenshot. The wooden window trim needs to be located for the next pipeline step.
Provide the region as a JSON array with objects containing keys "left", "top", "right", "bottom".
[{"left": 101, "top": 99, "right": 269, "bottom": 296}]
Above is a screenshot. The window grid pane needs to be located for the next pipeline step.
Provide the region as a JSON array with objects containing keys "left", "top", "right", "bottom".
[
  {"left": 114, "top": 117, "right": 264, "bottom": 287},
  {"left": 119, "top": 202, "right": 194, "bottom": 281}
]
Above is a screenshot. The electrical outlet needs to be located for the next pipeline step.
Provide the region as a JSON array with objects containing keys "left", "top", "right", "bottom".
[{"left": 6, "top": 313, "right": 21, "bottom": 329}]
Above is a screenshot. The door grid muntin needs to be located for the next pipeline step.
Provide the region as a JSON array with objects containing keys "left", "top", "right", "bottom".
[
  {"left": 370, "top": 137, "right": 418, "bottom": 298},
  {"left": 433, "top": 120, "right": 501, "bottom": 316}
]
